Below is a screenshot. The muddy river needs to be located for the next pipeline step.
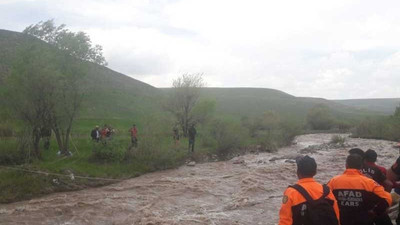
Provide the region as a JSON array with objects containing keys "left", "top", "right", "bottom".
[{"left": 1, "top": 133, "right": 399, "bottom": 225}]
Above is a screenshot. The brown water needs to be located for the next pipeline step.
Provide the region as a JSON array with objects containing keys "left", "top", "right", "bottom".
[{"left": 0, "top": 134, "right": 398, "bottom": 225}]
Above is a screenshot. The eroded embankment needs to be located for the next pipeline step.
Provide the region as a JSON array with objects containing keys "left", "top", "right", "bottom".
[{"left": 0, "top": 134, "right": 398, "bottom": 225}]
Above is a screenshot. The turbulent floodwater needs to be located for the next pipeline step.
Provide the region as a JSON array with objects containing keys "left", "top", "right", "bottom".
[{"left": 1, "top": 134, "right": 399, "bottom": 225}]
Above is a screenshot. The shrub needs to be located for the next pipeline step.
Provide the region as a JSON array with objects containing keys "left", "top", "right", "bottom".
[
  {"left": 209, "top": 119, "right": 244, "bottom": 159},
  {"left": 0, "top": 124, "right": 13, "bottom": 137},
  {"left": 0, "top": 129, "right": 31, "bottom": 165},
  {"left": 245, "top": 111, "right": 301, "bottom": 152},
  {"left": 330, "top": 135, "right": 346, "bottom": 145},
  {"left": 306, "top": 104, "right": 334, "bottom": 130},
  {"left": 91, "top": 139, "right": 125, "bottom": 162}
]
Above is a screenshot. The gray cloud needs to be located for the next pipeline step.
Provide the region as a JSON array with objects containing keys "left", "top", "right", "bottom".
[{"left": 1, "top": 0, "right": 400, "bottom": 99}]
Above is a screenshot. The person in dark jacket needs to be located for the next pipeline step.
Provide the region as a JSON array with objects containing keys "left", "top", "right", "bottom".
[
  {"left": 173, "top": 125, "right": 180, "bottom": 145},
  {"left": 90, "top": 126, "right": 100, "bottom": 142},
  {"left": 327, "top": 154, "right": 392, "bottom": 225},
  {"left": 188, "top": 124, "right": 196, "bottom": 152},
  {"left": 40, "top": 126, "right": 52, "bottom": 150},
  {"left": 348, "top": 148, "right": 393, "bottom": 225}
]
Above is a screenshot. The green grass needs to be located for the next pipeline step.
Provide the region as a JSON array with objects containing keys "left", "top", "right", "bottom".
[{"left": 0, "top": 133, "right": 189, "bottom": 203}]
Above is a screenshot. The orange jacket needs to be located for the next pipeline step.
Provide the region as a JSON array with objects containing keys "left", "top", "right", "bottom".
[
  {"left": 327, "top": 169, "right": 392, "bottom": 225},
  {"left": 278, "top": 178, "right": 340, "bottom": 225}
]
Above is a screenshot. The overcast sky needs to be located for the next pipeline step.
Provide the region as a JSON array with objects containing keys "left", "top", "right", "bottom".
[{"left": 1, "top": 0, "right": 400, "bottom": 99}]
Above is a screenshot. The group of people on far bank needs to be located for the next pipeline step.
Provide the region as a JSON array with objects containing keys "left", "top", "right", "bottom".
[
  {"left": 91, "top": 123, "right": 197, "bottom": 152},
  {"left": 90, "top": 124, "right": 115, "bottom": 144},
  {"left": 279, "top": 148, "right": 400, "bottom": 225}
]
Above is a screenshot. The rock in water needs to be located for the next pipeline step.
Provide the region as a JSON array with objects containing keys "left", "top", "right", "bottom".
[{"left": 187, "top": 161, "right": 196, "bottom": 166}]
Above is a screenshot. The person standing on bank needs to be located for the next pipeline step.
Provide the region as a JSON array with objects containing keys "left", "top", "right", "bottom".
[
  {"left": 188, "top": 124, "right": 197, "bottom": 152},
  {"left": 278, "top": 155, "right": 340, "bottom": 225},
  {"left": 90, "top": 125, "right": 100, "bottom": 142},
  {"left": 129, "top": 124, "right": 138, "bottom": 148},
  {"left": 173, "top": 125, "right": 180, "bottom": 145}
]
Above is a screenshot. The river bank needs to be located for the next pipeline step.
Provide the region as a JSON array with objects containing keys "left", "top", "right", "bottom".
[{"left": 1, "top": 133, "right": 398, "bottom": 224}]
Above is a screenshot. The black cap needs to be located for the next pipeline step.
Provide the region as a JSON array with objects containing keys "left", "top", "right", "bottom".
[
  {"left": 365, "top": 149, "right": 377, "bottom": 162},
  {"left": 296, "top": 155, "right": 317, "bottom": 177}
]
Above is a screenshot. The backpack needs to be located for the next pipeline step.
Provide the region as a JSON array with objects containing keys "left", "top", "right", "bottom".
[{"left": 289, "top": 184, "right": 338, "bottom": 225}]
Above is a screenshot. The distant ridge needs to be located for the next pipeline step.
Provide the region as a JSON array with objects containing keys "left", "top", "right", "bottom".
[
  {"left": 161, "top": 87, "right": 377, "bottom": 121},
  {"left": 335, "top": 98, "right": 400, "bottom": 115}
]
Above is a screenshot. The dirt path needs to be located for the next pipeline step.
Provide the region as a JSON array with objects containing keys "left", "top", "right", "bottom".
[{"left": 0, "top": 134, "right": 399, "bottom": 225}]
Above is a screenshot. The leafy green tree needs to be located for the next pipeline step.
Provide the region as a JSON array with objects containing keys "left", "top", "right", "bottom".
[
  {"left": 394, "top": 104, "right": 400, "bottom": 118},
  {"left": 191, "top": 99, "right": 216, "bottom": 125},
  {"left": 306, "top": 104, "right": 334, "bottom": 130},
  {"left": 6, "top": 43, "right": 85, "bottom": 157},
  {"left": 23, "top": 19, "right": 107, "bottom": 66}
]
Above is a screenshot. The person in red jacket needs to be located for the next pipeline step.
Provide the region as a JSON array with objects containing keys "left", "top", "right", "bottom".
[
  {"left": 279, "top": 155, "right": 340, "bottom": 225},
  {"left": 327, "top": 154, "right": 392, "bottom": 225},
  {"left": 365, "top": 149, "right": 387, "bottom": 175},
  {"left": 129, "top": 124, "right": 138, "bottom": 148},
  {"left": 387, "top": 156, "right": 400, "bottom": 225}
]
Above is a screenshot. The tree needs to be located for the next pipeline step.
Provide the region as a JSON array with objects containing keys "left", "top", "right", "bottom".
[
  {"left": 23, "top": 19, "right": 107, "bottom": 66},
  {"left": 6, "top": 42, "right": 84, "bottom": 157},
  {"left": 306, "top": 104, "right": 334, "bottom": 130},
  {"left": 166, "top": 73, "right": 205, "bottom": 136},
  {"left": 49, "top": 54, "right": 85, "bottom": 156},
  {"left": 394, "top": 104, "right": 400, "bottom": 118}
]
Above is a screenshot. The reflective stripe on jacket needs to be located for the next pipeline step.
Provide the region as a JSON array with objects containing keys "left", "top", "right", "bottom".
[{"left": 327, "top": 169, "right": 392, "bottom": 225}]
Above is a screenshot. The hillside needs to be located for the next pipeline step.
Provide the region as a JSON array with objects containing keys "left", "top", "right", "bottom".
[
  {"left": 335, "top": 98, "right": 400, "bottom": 115},
  {"left": 0, "top": 29, "right": 162, "bottom": 120},
  {"left": 1, "top": 29, "right": 380, "bottom": 125},
  {"left": 161, "top": 87, "right": 377, "bottom": 122}
]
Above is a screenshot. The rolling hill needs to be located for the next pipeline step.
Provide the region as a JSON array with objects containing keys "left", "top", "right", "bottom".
[
  {"left": 0, "top": 29, "right": 162, "bottom": 121},
  {"left": 334, "top": 98, "right": 400, "bottom": 115},
  {"left": 160, "top": 87, "right": 378, "bottom": 123},
  {"left": 0, "top": 29, "right": 382, "bottom": 126}
]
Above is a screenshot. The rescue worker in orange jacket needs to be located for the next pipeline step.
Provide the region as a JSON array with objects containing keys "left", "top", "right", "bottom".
[
  {"left": 327, "top": 154, "right": 392, "bottom": 225},
  {"left": 278, "top": 155, "right": 340, "bottom": 225}
]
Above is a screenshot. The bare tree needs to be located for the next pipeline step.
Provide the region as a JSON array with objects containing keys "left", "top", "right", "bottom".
[{"left": 167, "top": 73, "right": 205, "bottom": 136}]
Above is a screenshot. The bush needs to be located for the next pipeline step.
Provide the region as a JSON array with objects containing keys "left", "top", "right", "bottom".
[
  {"left": 209, "top": 119, "right": 244, "bottom": 159},
  {"left": 330, "top": 135, "right": 346, "bottom": 145},
  {"left": 91, "top": 139, "right": 125, "bottom": 162},
  {"left": 0, "top": 124, "right": 13, "bottom": 137},
  {"left": 244, "top": 111, "right": 301, "bottom": 152},
  {"left": 256, "top": 123, "right": 299, "bottom": 152},
  {"left": 0, "top": 141, "right": 27, "bottom": 165},
  {"left": 0, "top": 130, "right": 31, "bottom": 165},
  {"left": 307, "top": 104, "right": 334, "bottom": 130},
  {"left": 352, "top": 117, "right": 387, "bottom": 139}
]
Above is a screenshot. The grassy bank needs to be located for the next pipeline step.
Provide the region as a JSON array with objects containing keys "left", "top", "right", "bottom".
[
  {"left": 0, "top": 135, "right": 189, "bottom": 203},
  {"left": 352, "top": 115, "right": 400, "bottom": 141},
  {"left": 0, "top": 114, "right": 301, "bottom": 203}
]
